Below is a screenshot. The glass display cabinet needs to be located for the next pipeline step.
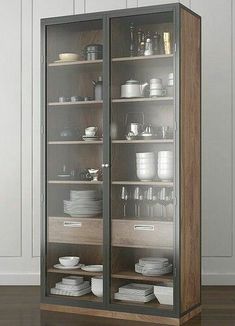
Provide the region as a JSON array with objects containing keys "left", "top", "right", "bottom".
[{"left": 40, "top": 4, "right": 201, "bottom": 325}]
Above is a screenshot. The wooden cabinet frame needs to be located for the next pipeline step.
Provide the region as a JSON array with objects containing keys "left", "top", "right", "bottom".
[{"left": 40, "top": 3, "right": 201, "bottom": 325}]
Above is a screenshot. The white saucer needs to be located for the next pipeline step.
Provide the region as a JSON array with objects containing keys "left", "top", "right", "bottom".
[
  {"left": 53, "top": 263, "right": 84, "bottom": 270},
  {"left": 81, "top": 265, "right": 103, "bottom": 272}
]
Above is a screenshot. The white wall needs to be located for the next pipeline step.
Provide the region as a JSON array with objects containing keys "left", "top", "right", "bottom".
[{"left": 0, "top": 0, "right": 234, "bottom": 285}]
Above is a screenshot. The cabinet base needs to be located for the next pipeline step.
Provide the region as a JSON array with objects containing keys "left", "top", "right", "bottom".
[{"left": 40, "top": 303, "right": 201, "bottom": 325}]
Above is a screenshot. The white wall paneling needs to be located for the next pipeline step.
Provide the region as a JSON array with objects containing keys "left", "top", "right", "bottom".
[
  {"left": 127, "top": 0, "right": 138, "bottom": 8},
  {"left": 74, "top": 0, "right": 85, "bottom": 14},
  {"left": 0, "top": 0, "right": 22, "bottom": 257},
  {"left": 0, "top": 0, "right": 234, "bottom": 284},
  {"left": 85, "top": 0, "right": 126, "bottom": 13},
  {"left": 191, "top": 0, "right": 233, "bottom": 258}
]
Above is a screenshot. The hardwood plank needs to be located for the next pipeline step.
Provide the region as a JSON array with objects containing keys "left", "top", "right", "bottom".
[{"left": 180, "top": 8, "right": 201, "bottom": 313}]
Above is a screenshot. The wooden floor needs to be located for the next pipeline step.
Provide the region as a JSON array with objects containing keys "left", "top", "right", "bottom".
[{"left": 0, "top": 286, "right": 234, "bottom": 325}]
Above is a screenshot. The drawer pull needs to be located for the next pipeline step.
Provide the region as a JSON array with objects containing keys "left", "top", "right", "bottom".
[
  {"left": 64, "top": 221, "right": 82, "bottom": 228},
  {"left": 134, "top": 225, "right": 154, "bottom": 231}
]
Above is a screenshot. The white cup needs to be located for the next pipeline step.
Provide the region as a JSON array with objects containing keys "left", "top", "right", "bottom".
[{"left": 85, "top": 126, "right": 97, "bottom": 137}]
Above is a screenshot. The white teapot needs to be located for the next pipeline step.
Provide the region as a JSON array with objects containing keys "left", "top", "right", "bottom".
[{"left": 121, "top": 79, "right": 149, "bottom": 98}]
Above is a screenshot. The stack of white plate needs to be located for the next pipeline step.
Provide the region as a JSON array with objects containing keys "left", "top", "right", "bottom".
[
  {"left": 50, "top": 276, "right": 91, "bottom": 297},
  {"left": 136, "top": 152, "right": 156, "bottom": 181},
  {"left": 64, "top": 190, "right": 102, "bottom": 217},
  {"left": 114, "top": 283, "right": 155, "bottom": 303},
  {"left": 154, "top": 286, "right": 173, "bottom": 305},
  {"left": 135, "top": 257, "right": 173, "bottom": 276},
  {"left": 157, "top": 151, "right": 173, "bottom": 181}
]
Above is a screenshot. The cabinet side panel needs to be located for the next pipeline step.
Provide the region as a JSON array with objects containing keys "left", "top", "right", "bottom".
[{"left": 180, "top": 8, "right": 201, "bottom": 313}]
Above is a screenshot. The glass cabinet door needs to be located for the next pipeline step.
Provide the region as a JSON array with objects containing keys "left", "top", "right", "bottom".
[
  {"left": 110, "top": 11, "right": 175, "bottom": 311},
  {"left": 45, "top": 19, "right": 104, "bottom": 304}
]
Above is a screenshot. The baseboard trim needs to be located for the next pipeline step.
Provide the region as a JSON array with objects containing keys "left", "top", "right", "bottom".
[
  {"left": 0, "top": 273, "right": 40, "bottom": 285},
  {"left": 202, "top": 273, "right": 235, "bottom": 285}
]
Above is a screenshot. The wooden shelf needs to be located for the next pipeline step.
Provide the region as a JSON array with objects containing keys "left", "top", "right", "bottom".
[
  {"left": 48, "top": 59, "right": 102, "bottom": 67},
  {"left": 112, "top": 181, "right": 173, "bottom": 187},
  {"left": 112, "top": 54, "right": 173, "bottom": 62},
  {"left": 112, "top": 298, "right": 172, "bottom": 310},
  {"left": 48, "top": 267, "right": 103, "bottom": 277},
  {"left": 112, "top": 139, "right": 173, "bottom": 144},
  {"left": 48, "top": 180, "right": 103, "bottom": 185},
  {"left": 48, "top": 100, "right": 102, "bottom": 107},
  {"left": 48, "top": 141, "right": 103, "bottom": 145},
  {"left": 49, "top": 293, "right": 102, "bottom": 303},
  {"left": 49, "top": 216, "right": 102, "bottom": 220},
  {"left": 112, "top": 97, "right": 173, "bottom": 103},
  {"left": 112, "top": 270, "right": 173, "bottom": 283}
]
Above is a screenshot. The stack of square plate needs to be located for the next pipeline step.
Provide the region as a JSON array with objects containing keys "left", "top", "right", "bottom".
[
  {"left": 64, "top": 190, "right": 102, "bottom": 217},
  {"left": 50, "top": 276, "right": 91, "bottom": 297},
  {"left": 114, "top": 283, "right": 155, "bottom": 303},
  {"left": 135, "top": 257, "right": 173, "bottom": 276}
]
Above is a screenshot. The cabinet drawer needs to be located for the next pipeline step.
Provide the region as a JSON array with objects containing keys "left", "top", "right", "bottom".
[
  {"left": 48, "top": 217, "right": 103, "bottom": 245},
  {"left": 112, "top": 220, "right": 173, "bottom": 249}
]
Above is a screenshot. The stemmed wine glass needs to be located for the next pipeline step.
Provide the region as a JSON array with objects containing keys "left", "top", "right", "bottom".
[
  {"left": 133, "top": 187, "right": 143, "bottom": 217},
  {"left": 121, "top": 186, "right": 129, "bottom": 217},
  {"left": 158, "top": 188, "right": 174, "bottom": 219}
]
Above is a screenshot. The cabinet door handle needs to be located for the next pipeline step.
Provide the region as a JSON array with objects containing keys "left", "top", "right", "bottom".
[
  {"left": 102, "top": 163, "right": 110, "bottom": 168},
  {"left": 64, "top": 221, "right": 82, "bottom": 228},
  {"left": 134, "top": 225, "right": 154, "bottom": 231}
]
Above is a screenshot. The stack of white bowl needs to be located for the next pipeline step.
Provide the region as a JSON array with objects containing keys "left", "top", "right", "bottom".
[
  {"left": 167, "top": 73, "right": 174, "bottom": 97},
  {"left": 91, "top": 276, "right": 103, "bottom": 297},
  {"left": 157, "top": 151, "right": 173, "bottom": 181},
  {"left": 136, "top": 152, "right": 156, "bottom": 181}
]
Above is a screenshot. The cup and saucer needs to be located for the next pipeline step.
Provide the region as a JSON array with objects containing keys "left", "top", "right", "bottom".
[{"left": 83, "top": 126, "right": 99, "bottom": 141}]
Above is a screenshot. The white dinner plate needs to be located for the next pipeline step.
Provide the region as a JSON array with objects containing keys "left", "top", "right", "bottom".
[
  {"left": 53, "top": 263, "right": 84, "bottom": 270},
  {"left": 81, "top": 265, "right": 103, "bottom": 272}
]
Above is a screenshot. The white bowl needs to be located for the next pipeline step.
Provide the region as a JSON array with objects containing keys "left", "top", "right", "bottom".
[
  {"left": 158, "top": 169, "right": 173, "bottom": 181},
  {"left": 91, "top": 277, "right": 103, "bottom": 297},
  {"left": 158, "top": 162, "right": 174, "bottom": 168},
  {"left": 137, "top": 169, "right": 156, "bottom": 181},
  {"left": 136, "top": 165, "right": 156, "bottom": 173},
  {"left": 137, "top": 165, "right": 156, "bottom": 171},
  {"left": 59, "top": 256, "right": 80, "bottom": 267},
  {"left": 137, "top": 157, "right": 155, "bottom": 162},
  {"left": 59, "top": 53, "right": 79, "bottom": 61},
  {"left": 158, "top": 151, "right": 173, "bottom": 157},
  {"left": 158, "top": 159, "right": 173, "bottom": 163},
  {"left": 136, "top": 152, "right": 154, "bottom": 158},
  {"left": 154, "top": 286, "right": 173, "bottom": 305}
]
